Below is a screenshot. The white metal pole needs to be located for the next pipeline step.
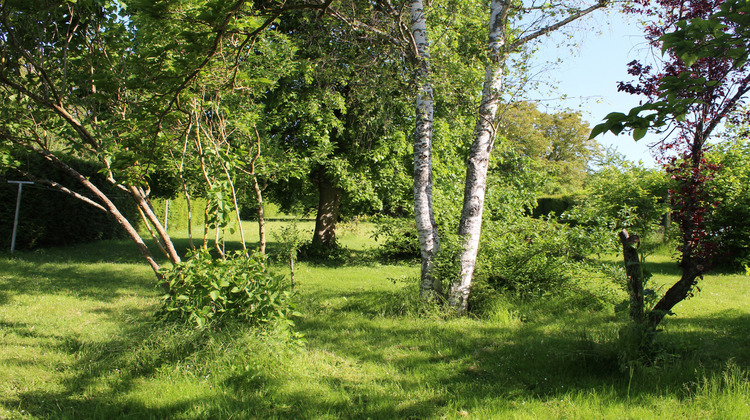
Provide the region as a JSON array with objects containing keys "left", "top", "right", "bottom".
[
  {"left": 164, "top": 199, "right": 169, "bottom": 232},
  {"left": 8, "top": 181, "right": 34, "bottom": 253}
]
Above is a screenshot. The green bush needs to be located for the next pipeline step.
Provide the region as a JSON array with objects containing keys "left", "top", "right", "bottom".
[
  {"left": 473, "top": 217, "right": 615, "bottom": 299},
  {"left": 706, "top": 138, "right": 750, "bottom": 269},
  {"left": 0, "top": 152, "right": 138, "bottom": 250},
  {"left": 159, "top": 250, "right": 298, "bottom": 329},
  {"left": 371, "top": 216, "right": 420, "bottom": 260}
]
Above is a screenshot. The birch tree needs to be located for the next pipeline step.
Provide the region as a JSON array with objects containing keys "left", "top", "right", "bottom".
[
  {"left": 448, "top": 0, "right": 610, "bottom": 313},
  {"left": 319, "top": 1, "right": 609, "bottom": 305},
  {"left": 410, "top": 0, "right": 442, "bottom": 298}
]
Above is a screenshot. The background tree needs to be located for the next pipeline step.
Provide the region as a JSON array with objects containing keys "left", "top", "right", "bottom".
[
  {"left": 498, "top": 102, "right": 600, "bottom": 195},
  {"left": 263, "top": 8, "right": 413, "bottom": 252}
]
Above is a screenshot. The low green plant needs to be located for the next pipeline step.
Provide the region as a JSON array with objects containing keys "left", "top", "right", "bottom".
[
  {"left": 159, "top": 249, "right": 298, "bottom": 329},
  {"left": 273, "top": 221, "right": 305, "bottom": 289},
  {"left": 475, "top": 217, "right": 614, "bottom": 297}
]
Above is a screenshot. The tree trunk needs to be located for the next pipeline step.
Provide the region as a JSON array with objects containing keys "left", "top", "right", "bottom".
[
  {"left": 410, "top": 0, "right": 442, "bottom": 299},
  {"left": 251, "top": 126, "right": 267, "bottom": 255},
  {"left": 36, "top": 149, "right": 164, "bottom": 284},
  {"left": 253, "top": 176, "right": 267, "bottom": 255},
  {"left": 311, "top": 175, "right": 343, "bottom": 250},
  {"left": 619, "top": 229, "right": 645, "bottom": 325},
  {"left": 448, "top": 0, "right": 510, "bottom": 314},
  {"left": 129, "top": 186, "right": 181, "bottom": 265},
  {"left": 647, "top": 150, "right": 706, "bottom": 330},
  {"left": 446, "top": 0, "right": 606, "bottom": 315}
]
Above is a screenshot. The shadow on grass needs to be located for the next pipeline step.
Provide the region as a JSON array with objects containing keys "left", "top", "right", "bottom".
[
  {"left": 1, "top": 236, "right": 391, "bottom": 271},
  {"left": 0, "top": 255, "right": 157, "bottom": 302},
  {"left": 2, "top": 263, "right": 750, "bottom": 418}
]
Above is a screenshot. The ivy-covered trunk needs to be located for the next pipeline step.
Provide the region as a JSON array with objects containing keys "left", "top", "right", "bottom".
[
  {"left": 311, "top": 175, "right": 343, "bottom": 250},
  {"left": 619, "top": 229, "right": 645, "bottom": 324},
  {"left": 449, "top": 0, "right": 509, "bottom": 314},
  {"left": 410, "top": 0, "right": 442, "bottom": 299}
]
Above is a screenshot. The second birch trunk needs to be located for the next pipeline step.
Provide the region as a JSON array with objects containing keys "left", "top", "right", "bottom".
[{"left": 448, "top": 0, "right": 510, "bottom": 314}]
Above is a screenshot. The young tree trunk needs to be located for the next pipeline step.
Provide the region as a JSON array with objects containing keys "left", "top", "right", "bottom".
[
  {"left": 619, "top": 229, "right": 645, "bottom": 325},
  {"left": 410, "top": 0, "right": 442, "bottom": 299},
  {"left": 129, "top": 186, "right": 181, "bottom": 265},
  {"left": 448, "top": 0, "right": 510, "bottom": 314},
  {"left": 311, "top": 175, "right": 343, "bottom": 250},
  {"left": 251, "top": 126, "right": 267, "bottom": 254},
  {"left": 252, "top": 176, "right": 267, "bottom": 254},
  {"left": 36, "top": 149, "right": 164, "bottom": 283}
]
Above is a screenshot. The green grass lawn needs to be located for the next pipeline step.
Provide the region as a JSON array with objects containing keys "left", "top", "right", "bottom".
[{"left": 1, "top": 222, "right": 749, "bottom": 419}]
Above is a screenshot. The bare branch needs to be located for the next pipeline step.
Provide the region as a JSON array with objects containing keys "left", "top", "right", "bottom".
[{"left": 507, "top": 1, "right": 608, "bottom": 52}]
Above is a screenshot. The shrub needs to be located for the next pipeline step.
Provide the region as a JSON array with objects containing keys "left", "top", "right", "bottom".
[
  {"left": 473, "top": 217, "right": 616, "bottom": 300},
  {"left": 371, "top": 216, "right": 420, "bottom": 260},
  {"left": 705, "top": 138, "right": 750, "bottom": 269},
  {"left": 159, "top": 250, "right": 298, "bottom": 329}
]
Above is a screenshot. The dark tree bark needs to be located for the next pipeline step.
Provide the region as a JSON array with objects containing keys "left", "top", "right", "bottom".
[
  {"left": 311, "top": 174, "right": 343, "bottom": 250},
  {"left": 619, "top": 229, "right": 645, "bottom": 325}
]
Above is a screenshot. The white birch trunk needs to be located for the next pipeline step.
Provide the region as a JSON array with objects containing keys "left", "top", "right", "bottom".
[
  {"left": 449, "top": 0, "right": 510, "bottom": 314},
  {"left": 410, "top": 0, "right": 442, "bottom": 299}
]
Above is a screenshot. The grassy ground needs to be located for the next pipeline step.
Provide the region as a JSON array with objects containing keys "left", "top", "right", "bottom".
[{"left": 1, "top": 221, "right": 749, "bottom": 419}]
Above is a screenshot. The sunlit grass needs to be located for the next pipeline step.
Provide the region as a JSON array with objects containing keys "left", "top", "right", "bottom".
[{"left": 1, "top": 223, "right": 749, "bottom": 418}]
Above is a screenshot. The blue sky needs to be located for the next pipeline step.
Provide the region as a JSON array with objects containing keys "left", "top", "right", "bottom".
[{"left": 525, "top": 10, "right": 661, "bottom": 167}]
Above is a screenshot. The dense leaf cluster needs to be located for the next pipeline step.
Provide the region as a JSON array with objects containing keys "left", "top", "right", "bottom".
[{"left": 159, "top": 249, "right": 298, "bottom": 329}]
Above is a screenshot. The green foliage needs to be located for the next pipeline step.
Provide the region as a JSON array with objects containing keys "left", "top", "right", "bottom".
[
  {"left": 567, "top": 160, "right": 674, "bottom": 251},
  {"left": 371, "top": 216, "right": 420, "bottom": 260},
  {"left": 660, "top": 0, "right": 750, "bottom": 69},
  {"left": 499, "top": 102, "right": 601, "bottom": 194},
  {"left": 159, "top": 250, "right": 298, "bottom": 329},
  {"left": 473, "top": 217, "right": 616, "bottom": 299},
  {"left": 274, "top": 221, "right": 305, "bottom": 261},
  {"left": 273, "top": 220, "right": 305, "bottom": 288},
  {"left": 705, "top": 135, "right": 750, "bottom": 269},
  {"left": 0, "top": 152, "right": 138, "bottom": 250}
]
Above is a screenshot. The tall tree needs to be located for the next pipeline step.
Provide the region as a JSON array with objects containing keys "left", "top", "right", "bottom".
[
  {"left": 498, "top": 102, "right": 600, "bottom": 194},
  {"left": 0, "top": 0, "right": 315, "bottom": 279},
  {"left": 410, "top": 0, "right": 442, "bottom": 298},
  {"left": 318, "top": 0, "right": 608, "bottom": 306},
  {"left": 264, "top": 7, "right": 412, "bottom": 252},
  {"left": 592, "top": 0, "right": 750, "bottom": 332}
]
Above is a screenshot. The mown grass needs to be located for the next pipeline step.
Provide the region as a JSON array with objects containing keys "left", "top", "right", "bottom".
[{"left": 1, "top": 222, "right": 749, "bottom": 419}]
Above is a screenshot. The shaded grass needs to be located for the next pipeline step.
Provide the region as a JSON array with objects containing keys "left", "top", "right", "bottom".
[{"left": 1, "top": 225, "right": 749, "bottom": 419}]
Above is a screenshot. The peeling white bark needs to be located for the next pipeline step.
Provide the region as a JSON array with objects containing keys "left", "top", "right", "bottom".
[
  {"left": 449, "top": 0, "right": 608, "bottom": 314},
  {"left": 410, "top": 0, "right": 442, "bottom": 298},
  {"left": 449, "top": 0, "right": 510, "bottom": 314}
]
